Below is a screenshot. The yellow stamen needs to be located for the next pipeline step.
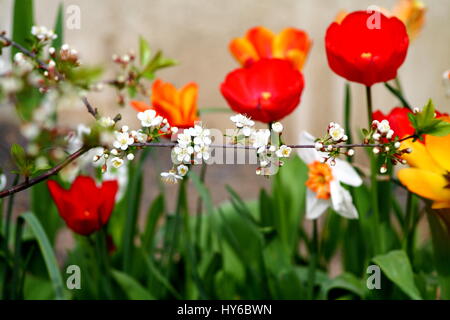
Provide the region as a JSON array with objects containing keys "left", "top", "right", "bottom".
[
  {"left": 361, "top": 52, "right": 372, "bottom": 59},
  {"left": 261, "top": 91, "right": 272, "bottom": 100}
]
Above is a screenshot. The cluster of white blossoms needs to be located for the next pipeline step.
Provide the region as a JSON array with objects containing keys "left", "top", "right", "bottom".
[
  {"left": 161, "top": 124, "right": 212, "bottom": 184},
  {"left": 94, "top": 110, "right": 177, "bottom": 172},
  {"left": 313, "top": 122, "right": 352, "bottom": 165},
  {"left": 230, "top": 114, "right": 292, "bottom": 176},
  {"left": 31, "top": 25, "right": 57, "bottom": 42},
  {"left": 372, "top": 119, "right": 395, "bottom": 141}
]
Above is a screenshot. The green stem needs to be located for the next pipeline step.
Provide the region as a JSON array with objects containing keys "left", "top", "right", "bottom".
[
  {"left": 195, "top": 162, "right": 207, "bottom": 246},
  {"left": 94, "top": 230, "right": 114, "bottom": 299},
  {"left": 366, "top": 86, "right": 381, "bottom": 254},
  {"left": 344, "top": 83, "right": 353, "bottom": 162},
  {"left": 4, "top": 175, "right": 19, "bottom": 252},
  {"left": 307, "top": 219, "right": 319, "bottom": 300},
  {"left": 11, "top": 217, "right": 24, "bottom": 299},
  {"left": 384, "top": 82, "right": 412, "bottom": 110},
  {"left": 165, "top": 178, "right": 187, "bottom": 275}
]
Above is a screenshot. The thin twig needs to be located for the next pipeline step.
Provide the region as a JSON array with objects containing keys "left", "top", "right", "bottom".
[
  {"left": 132, "top": 142, "right": 387, "bottom": 149},
  {"left": 0, "top": 147, "right": 88, "bottom": 199}
]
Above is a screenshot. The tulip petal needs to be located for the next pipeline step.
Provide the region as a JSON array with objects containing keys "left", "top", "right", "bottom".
[
  {"left": 273, "top": 28, "right": 311, "bottom": 70},
  {"left": 130, "top": 100, "right": 151, "bottom": 113},
  {"left": 425, "top": 118, "right": 450, "bottom": 172},
  {"left": 180, "top": 82, "right": 199, "bottom": 123},
  {"left": 398, "top": 168, "right": 450, "bottom": 202},
  {"left": 306, "top": 189, "right": 329, "bottom": 219},
  {"left": 246, "top": 26, "right": 274, "bottom": 58},
  {"left": 229, "top": 37, "right": 259, "bottom": 66},
  {"left": 401, "top": 138, "right": 443, "bottom": 173}
]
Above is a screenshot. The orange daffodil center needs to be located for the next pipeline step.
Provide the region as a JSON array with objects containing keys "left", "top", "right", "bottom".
[
  {"left": 306, "top": 161, "right": 333, "bottom": 200},
  {"left": 229, "top": 26, "right": 312, "bottom": 71},
  {"left": 398, "top": 117, "right": 450, "bottom": 209}
]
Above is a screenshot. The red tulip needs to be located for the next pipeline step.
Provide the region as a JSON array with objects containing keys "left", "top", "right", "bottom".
[
  {"left": 47, "top": 176, "right": 118, "bottom": 236},
  {"left": 325, "top": 10, "right": 409, "bottom": 87},
  {"left": 220, "top": 58, "right": 304, "bottom": 123},
  {"left": 373, "top": 107, "right": 448, "bottom": 140}
]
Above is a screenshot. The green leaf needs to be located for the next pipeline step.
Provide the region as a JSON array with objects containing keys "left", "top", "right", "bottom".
[
  {"left": 11, "top": 0, "right": 34, "bottom": 61},
  {"left": 425, "top": 120, "right": 450, "bottom": 137},
  {"left": 139, "top": 36, "right": 151, "bottom": 66},
  {"left": 112, "top": 270, "right": 154, "bottom": 300},
  {"left": 10, "top": 144, "right": 26, "bottom": 169},
  {"left": 321, "top": 272, "right": 366, "bottom": 299},
  {"left": 20, "top": 212, "right": 66, "bottom": 300},
  {"left": 141, "top": 194, "right": 165, "bottom": 251},
  {"left": 51, "top": 3, "right": 64, "bottom": 49},
  {"left": 373, "top": 250, "right": 422, "bottom": 300}
]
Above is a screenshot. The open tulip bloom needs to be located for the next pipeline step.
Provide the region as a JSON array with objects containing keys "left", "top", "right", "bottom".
[{"left": 298, "top": 132, "right": 362, "bottom": 219}]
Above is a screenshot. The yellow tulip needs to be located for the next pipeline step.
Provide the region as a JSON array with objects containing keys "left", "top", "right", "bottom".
[{"left": 398, "top": 117, "right": 450, "bottom": 209}]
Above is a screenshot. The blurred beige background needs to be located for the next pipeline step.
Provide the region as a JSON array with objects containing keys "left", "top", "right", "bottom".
[{"left": 1, "top": 0, "right": 449, "bottom": 141}]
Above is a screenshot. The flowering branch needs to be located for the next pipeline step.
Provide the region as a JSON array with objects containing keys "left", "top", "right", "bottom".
[
  {"left": 0, "top": 147, "right": 88, "bottom": 199},
  {"left": 0, "top": 32, "right": 97, "bottom": 119}
]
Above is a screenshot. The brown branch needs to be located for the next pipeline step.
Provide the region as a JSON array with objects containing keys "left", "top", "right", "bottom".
[
  {"left": 0, "top": 32, "right": 98, "bottom": 119},
  {"left": 0, "top": 147, "right": 89, "bottom": 199},
  {"left": 132, "top": 142, "right": 387, "bottom": 149}
]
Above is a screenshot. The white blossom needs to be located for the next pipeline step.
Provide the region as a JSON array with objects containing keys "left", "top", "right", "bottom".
[
  {"left": 271, "top": 122, "right": 283, "bottom": 133},
  {"left": 98, "top": 117, "right": 115, "bottom": 128},
  {"left": 137, "top": 109, "right": 162, "bottom": 127},
  {"left": 31, "top": 25, "right": 57, "bottom": 41},
  {"left": 230, "top": 114, "right": 255, "bottom": 128},
  {"left": 192, "top": 126, "right": 212, "bottom": 145},
  {"left": 377, "top": 120, "right": 391, "bottom": 134},
  {"left": 177, "top": 131, "right": 192, "bottom": 147},
  {"left": 173, "top": 146, "right": 194, "bottom": 163},
  {"left": 194, "top": 144, "right": 210, "bottom": 160},
  {"left": 251, "top": 129, "right": 271, "bottom": 153},
  {"left": 127, "top": 153, "right": 135, "bottom": 161},
  {"left": 177, "top": 165, "right": 189, "bottom": 177},
  {"left": 328, "top": 123, "right": 345, "bottom": 141},
  {"left": 111, "top": 157, "right": 124, "bottom": 168},
  {"left": 276, "top": 145, "right": 292, "bottom": 158},
  {"left": 113, "top": 131, "right": 134, "bottom": 151},
  {"left": 161, "top": 170, "right": 182, "bottom": 184}
]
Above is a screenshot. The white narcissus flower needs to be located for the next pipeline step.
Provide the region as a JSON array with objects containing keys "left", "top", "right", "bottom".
[
  {"left": 177, "top": 165, "right": 189, "bottom": 177},
  {"left": 271, "top": 122, "right": 283, "bottom": 133},
  {"left": 276, "top": 145, "right": 291, "bottom": 158},
  {"left": 137, "top": 109, "right": 162, "bottom": 127},
  {"left": 113, "top": 131, "right": 134, "bottom": 151},
  {"left": 298, "top": 132, "right": 362, "bottom": 220},
  {"left": 161, "top": 170, "right": 182, "bottom": 184},
  {"left": 0, "top": 174, "right": 7, "bottom": 191},
  {"left": 328, "top": 123, "right": 345, "bottom": 141},
  {"left": 251, "top": 129, "right": 271, "bottom": 153}
]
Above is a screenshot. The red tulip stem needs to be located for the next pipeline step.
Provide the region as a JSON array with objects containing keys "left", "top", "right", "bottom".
[{"left": 366, "top": 86, "right": 373, "bottom": 126}]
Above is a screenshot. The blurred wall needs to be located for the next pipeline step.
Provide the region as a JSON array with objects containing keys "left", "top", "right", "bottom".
[{"left": 0, "top": 0, "right": 449, "bottom": 146}]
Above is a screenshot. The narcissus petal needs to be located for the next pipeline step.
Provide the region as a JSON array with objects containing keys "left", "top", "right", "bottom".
[{"left": 398, "top": 168, "right": 450, "bottom": 202}]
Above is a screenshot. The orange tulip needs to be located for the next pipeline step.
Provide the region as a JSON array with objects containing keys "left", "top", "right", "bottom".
[
  {"left": 131, "top": 79, "right": 199, "bottom": 129},
  {"left": 229, "top": 26, "right": 312, "bottom": 71}
]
